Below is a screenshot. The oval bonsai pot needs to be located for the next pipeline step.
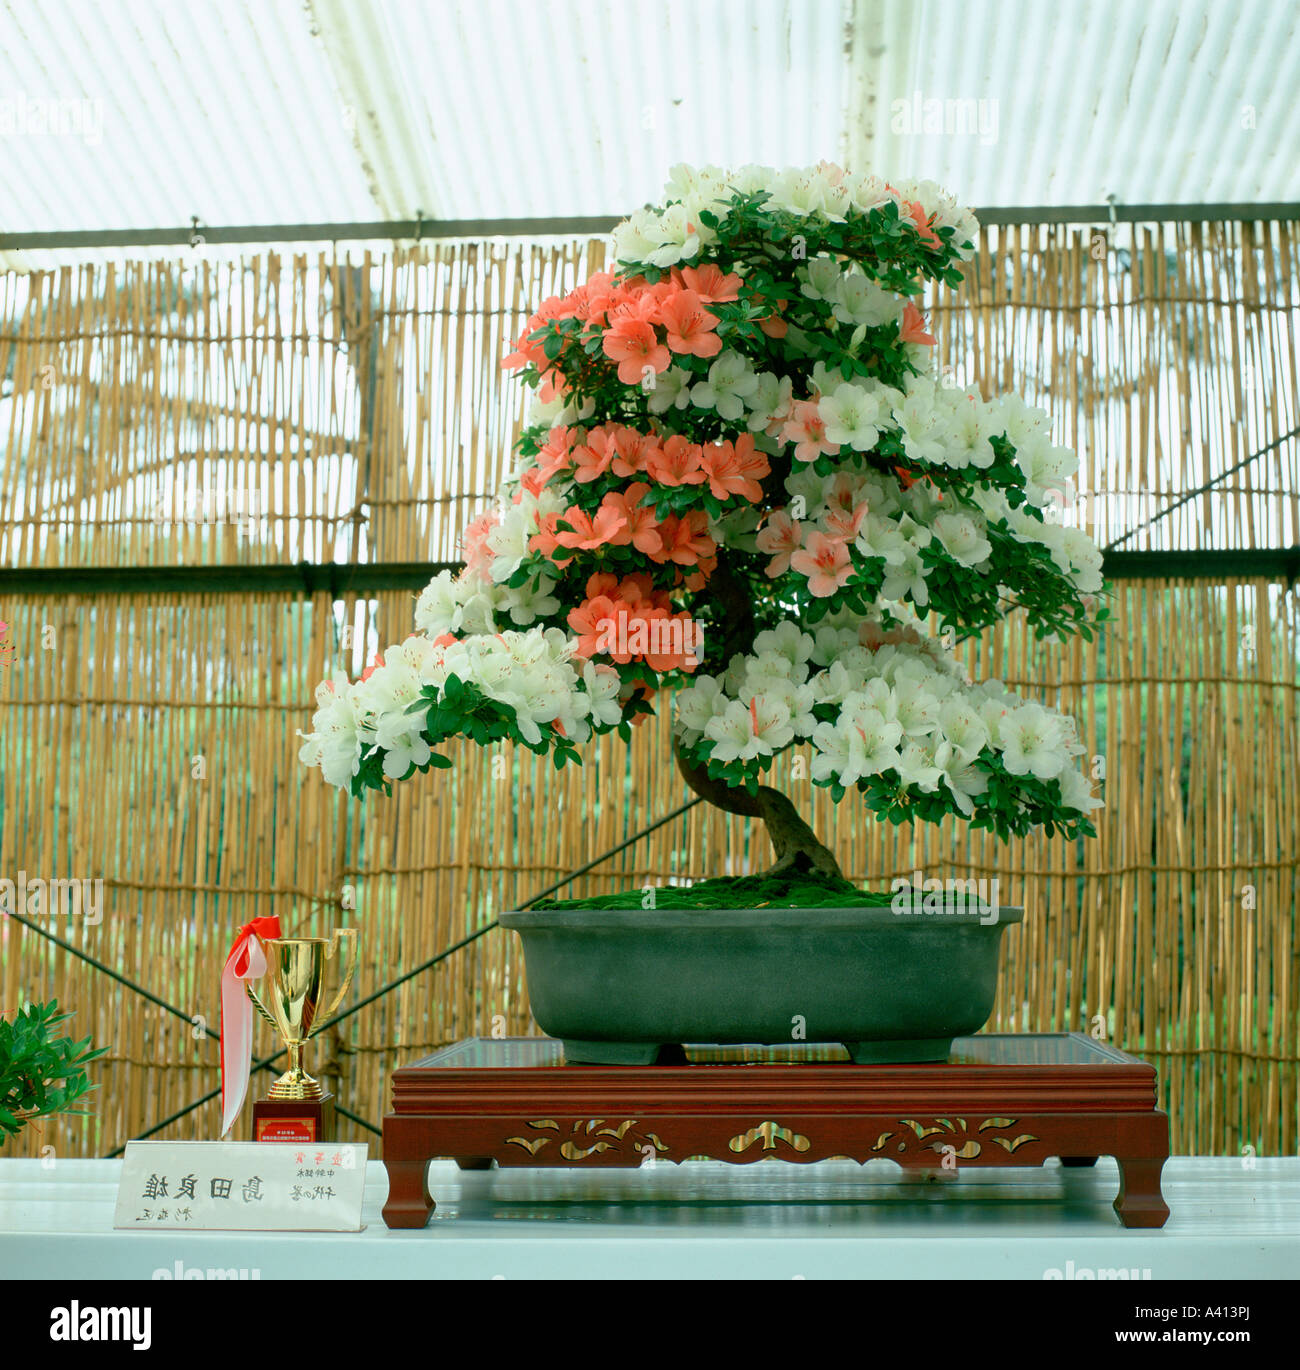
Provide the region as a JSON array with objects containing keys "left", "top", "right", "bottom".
[{"left": 499, "top": 903, "right": 1022, "bottom": 1065}]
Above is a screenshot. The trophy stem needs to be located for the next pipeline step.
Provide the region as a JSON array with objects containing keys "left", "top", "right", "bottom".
[{"left": 268, "top": 1040, "right": 324, "bottom": 1101}]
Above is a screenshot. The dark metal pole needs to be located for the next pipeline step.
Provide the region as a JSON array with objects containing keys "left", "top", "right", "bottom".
[{"left": 4, "top": 203, "right": 1300, "bottom": 253}]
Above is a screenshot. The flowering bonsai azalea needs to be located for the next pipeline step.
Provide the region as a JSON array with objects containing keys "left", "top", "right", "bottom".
[{"left": 299, "top": 163, "right": 1106, "bottom": 881}]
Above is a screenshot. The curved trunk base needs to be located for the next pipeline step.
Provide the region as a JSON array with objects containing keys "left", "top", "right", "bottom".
[{"left": 674, "top": 739, "right": 843, "bottom": 880}]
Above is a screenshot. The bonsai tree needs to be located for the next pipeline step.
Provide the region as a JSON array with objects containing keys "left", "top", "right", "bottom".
[{"left": 299, "top": 163, "right": 1105, "bottom": 881}]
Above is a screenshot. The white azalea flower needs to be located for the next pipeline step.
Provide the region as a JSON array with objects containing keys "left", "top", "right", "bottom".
[
  {"left": 645, "top": 365, "right": 693, "bottom": 414},
  {"left": 1059, "top": 765, "right": 1104, "bottom": 814},
  {"left": 691, "top": 352, "right": 759, "bottom": 422},
  {"left": 820, "top": 383, "right": 888, "bottom": 451},
  {"left": 932, "top": 511, "right": 992, "bottom": 567},
  {"left": 705, "top": 699, "right": 761, "bottom": 763},
  {"left": 832, "top": 272, "right": 902, "bottom": 329},
  {"left": 998, "top": 702, "right": 1069, "bottom": 780}
]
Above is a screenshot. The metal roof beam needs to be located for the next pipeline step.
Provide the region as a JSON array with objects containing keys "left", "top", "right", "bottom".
[{"left": 4, "top": 202, "right": 1300, "bottom": 253}]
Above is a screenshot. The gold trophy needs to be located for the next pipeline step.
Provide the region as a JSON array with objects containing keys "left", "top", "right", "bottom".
[{"left": 248, "top": 930, "right": 358, "bottom": 1142}]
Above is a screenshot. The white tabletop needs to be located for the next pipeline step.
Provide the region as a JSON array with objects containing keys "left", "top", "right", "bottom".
[{"left": 1, "top": 1156, "right": 1297, "bottom": 1280}]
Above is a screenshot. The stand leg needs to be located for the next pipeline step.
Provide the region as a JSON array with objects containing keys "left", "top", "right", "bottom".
[
  {"left": 455, "top": 1157, "right": 495, "bottom": 1170},
  {"left": 1114, "top": 1156, "right": 1170, "bottom": 1229},
  {"left": 382, "top": 1156, "right": 434, "bottom": 1229}
]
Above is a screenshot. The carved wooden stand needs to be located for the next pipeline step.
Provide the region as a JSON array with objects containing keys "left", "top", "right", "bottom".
[{"left": 381, "top": 1033, "right": 1170, "bottom": 1230}]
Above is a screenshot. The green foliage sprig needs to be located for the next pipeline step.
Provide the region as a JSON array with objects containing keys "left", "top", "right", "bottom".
[{"left": 0, "top": 1000, "right": 105, "bottom": 1141}]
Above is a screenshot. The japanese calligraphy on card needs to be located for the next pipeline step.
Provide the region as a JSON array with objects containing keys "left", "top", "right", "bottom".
[{"left": 113, "top": 1141, "right": 368, "bottom": 1231}]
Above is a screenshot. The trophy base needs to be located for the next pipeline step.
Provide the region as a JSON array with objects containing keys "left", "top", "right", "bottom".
[{"left": 254, "top": 1091, "right": 335, "bottom": 1143}]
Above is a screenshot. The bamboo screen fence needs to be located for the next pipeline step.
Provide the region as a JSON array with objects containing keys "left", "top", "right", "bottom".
[{"left": 1, "top": 221, "right": 1297, "bottom": 1159}]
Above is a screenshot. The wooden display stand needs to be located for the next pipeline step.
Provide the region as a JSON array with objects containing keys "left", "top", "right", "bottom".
[{"left": 381, "top": 1034, "right": 1170, "bottom": 1230}]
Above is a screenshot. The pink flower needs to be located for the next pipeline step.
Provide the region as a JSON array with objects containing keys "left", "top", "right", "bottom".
[
  {"left": 461, "top": 512, "right": 498, "bottom": 575},
  {"left": 781, "top": 400, "right": 840, "bottom": 462},
  {"left": 789, "top": 531, "right": 853, "bottom": 598},
  {"left": 823, "top": 501, "right": 868, "bottom": 541},
  {"left": 755, "top": 510, "right": 803, "bottom": 577}
]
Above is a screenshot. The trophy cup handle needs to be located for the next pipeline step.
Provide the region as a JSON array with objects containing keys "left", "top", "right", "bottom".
[
  {"left": 245, "top": 979, "right": 281, "bottom": 1031},
  {"left": 309, "top": 928, "right": 359, "bottom": 1038}
]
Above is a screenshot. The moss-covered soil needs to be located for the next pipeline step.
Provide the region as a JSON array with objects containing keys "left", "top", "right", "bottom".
[{"left": 531, "top": 869, "right": 901, "bottom": 911}]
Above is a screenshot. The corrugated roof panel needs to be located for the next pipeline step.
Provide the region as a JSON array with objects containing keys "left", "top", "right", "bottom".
[
  {"left": 873, "top": 0, "right": 1300, "bottom": 206},
  {"left": 353, "top": 0, "right": 850, "bottom": 220},
  {"left": 0, "top": 0, "right": 381, "bottom": 232},
  {"left": 1, "top": 0, "right": 1298, "bottom": 269}
]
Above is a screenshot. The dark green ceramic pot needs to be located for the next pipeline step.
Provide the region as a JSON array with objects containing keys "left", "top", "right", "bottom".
[{"left": 498, "top": 903, "right": 1022, "bottom": 1064}]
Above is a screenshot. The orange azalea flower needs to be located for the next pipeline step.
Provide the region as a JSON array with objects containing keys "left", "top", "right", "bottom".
[
  {"left": 900, "top": 301, "right": 936, "bottom": 346},
  {"left": 789, "top": 531, "right": 853, "bottom": 598},
  {"left": 602, "top": 315, "right": 670, "bottom": 385},
  {"left": 529, "top": 511, "right": 571, "bottom": 565},
  {"left": 645, "top": 434, "right": 706, "bottom": 486},
  {"left": 652, "top": 511, "right": 715, "bottom": 566},
  {"left": 520, "top": 465, "right": 550, "bottom": 497},
  {"left": 610, "top": 425, "right": 656, "bottom": 478},
  {"left": 501, "top": 296, "right": 571, "bottom": 371},
  {"left": 683, "top": 560, "right": 714, "bottom": 591},
  {"left": 676, "top": 263, "right": 742, "bottom": 303},
  {"left": 532, "top": 425, "right": 576, "bottom": 485},
  {"left": 584, "top": 571, "right": 621, "bottom": 600},
  {"left": 901, "top": 199, "right": 942, "bottom": 249},
  {"left": 567, "top": 594, "right": 624, "bottom": 659},
  {"left": 657, "top": 288, "right": 722, "bottom": 358},
  {"left": 554, "top": 504, "right": 627, "bottom": 551},
  {"left": 571, "top": 427, "right": 617, "bottom": 483},
  {"left": 536, "top": 368, "right": 568, "bottom": 404},
  {"left": 599, "top": 485, "right": 664, "bottom": 557},
  {"left": 625, "top": 679, "right": 657, "bottom": 723},
  {"left": 749, "top": 292, "right": 789, "bottom": 339},
  {"left": 359, "top": 652, "right": 386, "bottom": 682},
  {"left": 699, "top": 432, "right": 769, "bottom": 503},
  {"left": 616, "top": 571, "right": 668, "bottom": 610}
]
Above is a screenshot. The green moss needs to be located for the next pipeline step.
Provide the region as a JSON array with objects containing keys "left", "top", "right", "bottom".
[{"left": 531, "top": 869, "right": 899, "bottom": 911}]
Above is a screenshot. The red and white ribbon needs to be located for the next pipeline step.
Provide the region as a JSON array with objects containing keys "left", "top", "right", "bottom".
[{"left": 219, "top": 916, "right": 281, "bottom": 1137}]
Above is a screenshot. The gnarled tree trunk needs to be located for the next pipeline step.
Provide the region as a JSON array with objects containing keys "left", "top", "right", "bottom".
[
  {"left": 673, "top": 737, "right": 843, "bottom": 879},
  {"left": 680, "top": 550, "right": 843, "bottom": 878}
]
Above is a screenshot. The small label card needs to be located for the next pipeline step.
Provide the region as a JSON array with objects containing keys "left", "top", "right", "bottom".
[{"left": 113, "top": 1141, "right": 368, "bottom": 1232}]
